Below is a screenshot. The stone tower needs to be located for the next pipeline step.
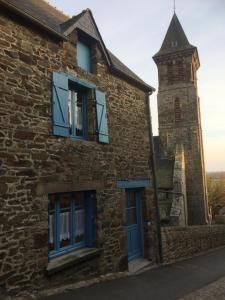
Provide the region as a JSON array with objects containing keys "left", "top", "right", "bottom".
[{"left": 153, "top": 13, "right": 209, "bottom": 225}]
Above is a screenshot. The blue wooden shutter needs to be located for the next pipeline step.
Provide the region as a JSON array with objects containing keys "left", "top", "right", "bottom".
[
  {"left": 52, "top": 72, "right": 69, "bottom": 137},
  {"left": 96, "top": 90, "right": 109, "bottom": 144},
  {"left": 85, "top": 192, "right": 96, "bottom": 247},
  {"left": 77, "top": 41, "right": 91, "bottom": 73}
]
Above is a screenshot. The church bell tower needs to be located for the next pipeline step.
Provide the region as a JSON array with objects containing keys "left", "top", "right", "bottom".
[{"left": 153, "top": 13, "right": 209, "bottom": 225}]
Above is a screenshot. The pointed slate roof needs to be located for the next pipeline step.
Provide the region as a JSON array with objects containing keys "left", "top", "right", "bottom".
[
  {"left": 154, "top": 13, "right": 196, "bottom": 58},
  {"left": 0, "top": 0, "right": 154, "bottom": 91}
]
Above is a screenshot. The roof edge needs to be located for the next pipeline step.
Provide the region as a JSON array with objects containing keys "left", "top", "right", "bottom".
[
  {"left": 153, "top": 46, "right": 198, "bottom": 63},
  {"left": 84, "top": 9, "right": 112, "bottom": 67},
  {"left": 0, "top": 0, "right": 67, "bottom": 41},
  {"left": 0, "top": 1, "right": 154, "bottom": 92},
  {"left": 110, "top": 65, "right": 155, "bottom": 93}
]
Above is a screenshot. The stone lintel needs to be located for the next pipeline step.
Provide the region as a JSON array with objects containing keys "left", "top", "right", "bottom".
[{"left": 36, "top": 181, "right": 104, "bottom": 195}]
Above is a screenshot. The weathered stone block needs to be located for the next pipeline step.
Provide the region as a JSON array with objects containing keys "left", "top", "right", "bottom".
[{"left": 14, "top": 131, "right": 35, "bottom": 140}]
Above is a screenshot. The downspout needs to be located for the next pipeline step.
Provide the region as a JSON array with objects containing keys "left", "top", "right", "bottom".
[{"left": 146, "top": 91, "right": 163, "bottom": 264}]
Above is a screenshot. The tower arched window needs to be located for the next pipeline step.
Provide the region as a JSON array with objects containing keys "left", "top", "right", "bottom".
[
  {"left": 174, "top": 97, "right": 181, "bottom": 123},
  {"left": 171, "top": 40, "right": 178, "bottom": 47},
  {"left": 167, "top": 62, "right": 173, "bottom": 84},
  {"left": 167, "top": 60, "right": 184, "bottom": 84}
]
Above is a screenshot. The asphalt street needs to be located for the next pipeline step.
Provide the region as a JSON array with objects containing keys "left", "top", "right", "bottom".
[{"left": 41, "top": 246, "right": 225, "bottom": 300}]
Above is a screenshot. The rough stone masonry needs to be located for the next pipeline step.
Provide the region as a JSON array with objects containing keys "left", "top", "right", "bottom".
[
  {"left": 153, "top": 13, "right": 209, "bottom": 225},
  {"left": 0, "top": 1, "right": 159, "bottom": 298}
]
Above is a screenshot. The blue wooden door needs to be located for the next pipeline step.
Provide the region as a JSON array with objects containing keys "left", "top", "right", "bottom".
[{"left": 126, "top": 190, "right": 143, "bottom": 261}]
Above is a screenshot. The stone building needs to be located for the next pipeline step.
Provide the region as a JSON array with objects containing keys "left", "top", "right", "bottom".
[
  {"left": 0, "top": 0, "right": 160, "bottom": 296},
  {"left": 153, "top": 13, "right": 209, "bottom": 226}
]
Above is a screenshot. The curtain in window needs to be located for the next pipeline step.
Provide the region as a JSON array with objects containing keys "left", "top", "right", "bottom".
[
  {"left": 75, "top": 209, "right": 85, "bottom": 236},
  {"left": 60, "top": 212, "right": 70, "bottom": 241}
]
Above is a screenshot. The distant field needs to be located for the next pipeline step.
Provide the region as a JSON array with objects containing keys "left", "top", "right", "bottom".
[{"left": 207, "top": 172, "right": 225, "bottom": 182}]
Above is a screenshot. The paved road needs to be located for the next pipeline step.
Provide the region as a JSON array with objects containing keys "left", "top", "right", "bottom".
[
  {"left": 42, "top": 247, "right": 225, "bottom": 300},
  {"left": 180, "top": 275, "right": 225, "bottom": 299}
]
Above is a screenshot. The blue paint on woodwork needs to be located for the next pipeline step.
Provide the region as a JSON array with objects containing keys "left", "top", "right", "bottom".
[
  {"left": 96, "top": 90, "right": 109, "bottom": 144},
  {"left": 52, "top": 72, "right": 70, "bottom": 137},
  {"left": 67, "top": 73, "right": 96, "bottom": 89},
  {"left": 48, "top": 192, "right": 96, "bottom": 260},
  {"left": 126, "top": 191, "right": 143, "bottom": 261},
  {"left": 85, "top": 192, "right": 96, "bottom": 247},
  {"left": 77, "top": 41, "right": 91, "bottom": 73},
  {"left": 117, "top": 180, "right": 151, "bottom": 189}
]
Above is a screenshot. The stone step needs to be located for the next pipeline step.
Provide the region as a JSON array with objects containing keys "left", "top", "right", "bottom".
[{"left": 128, "top": 257, "right": 153, "bottom": 274}]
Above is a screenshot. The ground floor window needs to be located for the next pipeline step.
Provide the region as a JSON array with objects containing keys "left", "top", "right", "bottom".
[{"left": 48, "top": 191, "right": 96, "bottom": 259}]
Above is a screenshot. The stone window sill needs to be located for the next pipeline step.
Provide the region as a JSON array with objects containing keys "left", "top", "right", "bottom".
[{"left": 46, "top": 248, "right": 102, "bottom": 275}]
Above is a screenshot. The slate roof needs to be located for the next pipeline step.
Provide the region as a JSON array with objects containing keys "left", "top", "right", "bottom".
[
  {"left": 154, "top": 13, "right": 196, "bottom": 58},
  {"left": 153, "top": 136, "right": 174, "bottom": 190},
  {"left": 60, "top": 12, "right": 84, "bottom": 33},
  {"left": 1, "top": 0, "right": 154, "bottom": 91},
  {"left": 3, "top": 0, "right": 67, "bottom": 32},
  {"left": 108, "top": 50, "right": 149, "bottom": 88}
]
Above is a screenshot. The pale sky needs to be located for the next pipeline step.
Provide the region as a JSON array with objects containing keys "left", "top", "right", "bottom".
[{"left": 48, "top": 0, "right": 225, "bottom": 172}]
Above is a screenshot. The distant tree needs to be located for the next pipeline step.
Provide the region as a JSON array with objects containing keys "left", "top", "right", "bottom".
[{"left": 207, "top": 176, "right": 225, "bottom": 218}]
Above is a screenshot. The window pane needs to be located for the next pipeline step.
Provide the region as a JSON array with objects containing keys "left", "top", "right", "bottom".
[
  {"left": 49, "top": 194, "right": 56, "bottom": 251},
  {"left": 75, "top": 92, "right": 84, "bottom": 137},
  {"left": 126, "top": 191, "right": 136, "bottom": 208},
  {"left": 59, "top": 194, "right": 71, "bottom": 248},
  {"left": 75, "top": 192, "right": 84, "bottom": 207},
  {"left": 75, "top": 192, "right": 85, "bottom": 243},
  {"left": 77, "top": 41, "right": 91, "bottom": 72},
  {"left": 126, "top": 208, "right": 137, "bottom": 225}
]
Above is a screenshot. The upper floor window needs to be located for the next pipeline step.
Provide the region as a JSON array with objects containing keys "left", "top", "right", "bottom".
[
  {"left": 77, "top": 41, "right": 92, "bottom": 73},
  {"left": 174, "top": 97, "right": 181, "bottom": 123},
  {"left": 171, "top": 40, "right": 178, "bottom": 47},
  {"left": 68, "top": 88, "right": 87, "bottom": 139},
  {"left": 167, "top": 60, "right": 184, "bottom": 84},
  {"left": 52, "top": 72, "right": 109, "bottom": 143}
]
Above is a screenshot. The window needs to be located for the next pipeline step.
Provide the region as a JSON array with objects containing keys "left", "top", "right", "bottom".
[
  {"left": 52, "top": 72, "right": 109, "bottom": 143},
  {"left": 68, "top": 87, "right": 87, "bottom": 139},
  {"left": 77, "top": 41, "right": 92, "bottom": 73},
  {"left": 126, "top": 191, "right": 137, "bottom": 225},
  {"left": 174, "top": 97, "right": 181, "bottom": 123},
  {"left": 167, "top": 60, "right": 184, "bottom": 84},
  {"left": 167, "top": 62, "right": 173, "bottom": 84},
  {"left": 49, "top": 191, "right": 96, "bottom": 259},
  {"left": 171, "top": 40, "right": 178, "bottom": 47}
]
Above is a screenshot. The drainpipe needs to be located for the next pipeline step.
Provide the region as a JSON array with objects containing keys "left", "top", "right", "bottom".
[{"left": 146, "top": 91, "right": 163, "bottom": 264}]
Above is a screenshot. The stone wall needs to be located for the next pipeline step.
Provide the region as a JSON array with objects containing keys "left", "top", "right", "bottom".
[
  {"left": 0, "top": 9, "right": 159, "bottom": 297},
  {"left": 161, "top": 225, "right": 225, "bottom": 263},
  {"left": 170, "top": 144, "right": 187, "bottom": 226}
]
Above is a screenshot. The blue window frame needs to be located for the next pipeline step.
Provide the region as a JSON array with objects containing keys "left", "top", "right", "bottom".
[
  {"left": 48, "top": 191, "right": 96, "bottom": 259},
  {"left": 77, "top": 41, "right": 92, "bottom": 73},
  {"left": 52, "top": 72, "right": 109, "bottom": 144}
]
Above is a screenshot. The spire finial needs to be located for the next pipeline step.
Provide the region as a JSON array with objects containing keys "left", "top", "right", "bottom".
[{"left": 173, "top": 0, "right": 176, "bottom": 13}]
